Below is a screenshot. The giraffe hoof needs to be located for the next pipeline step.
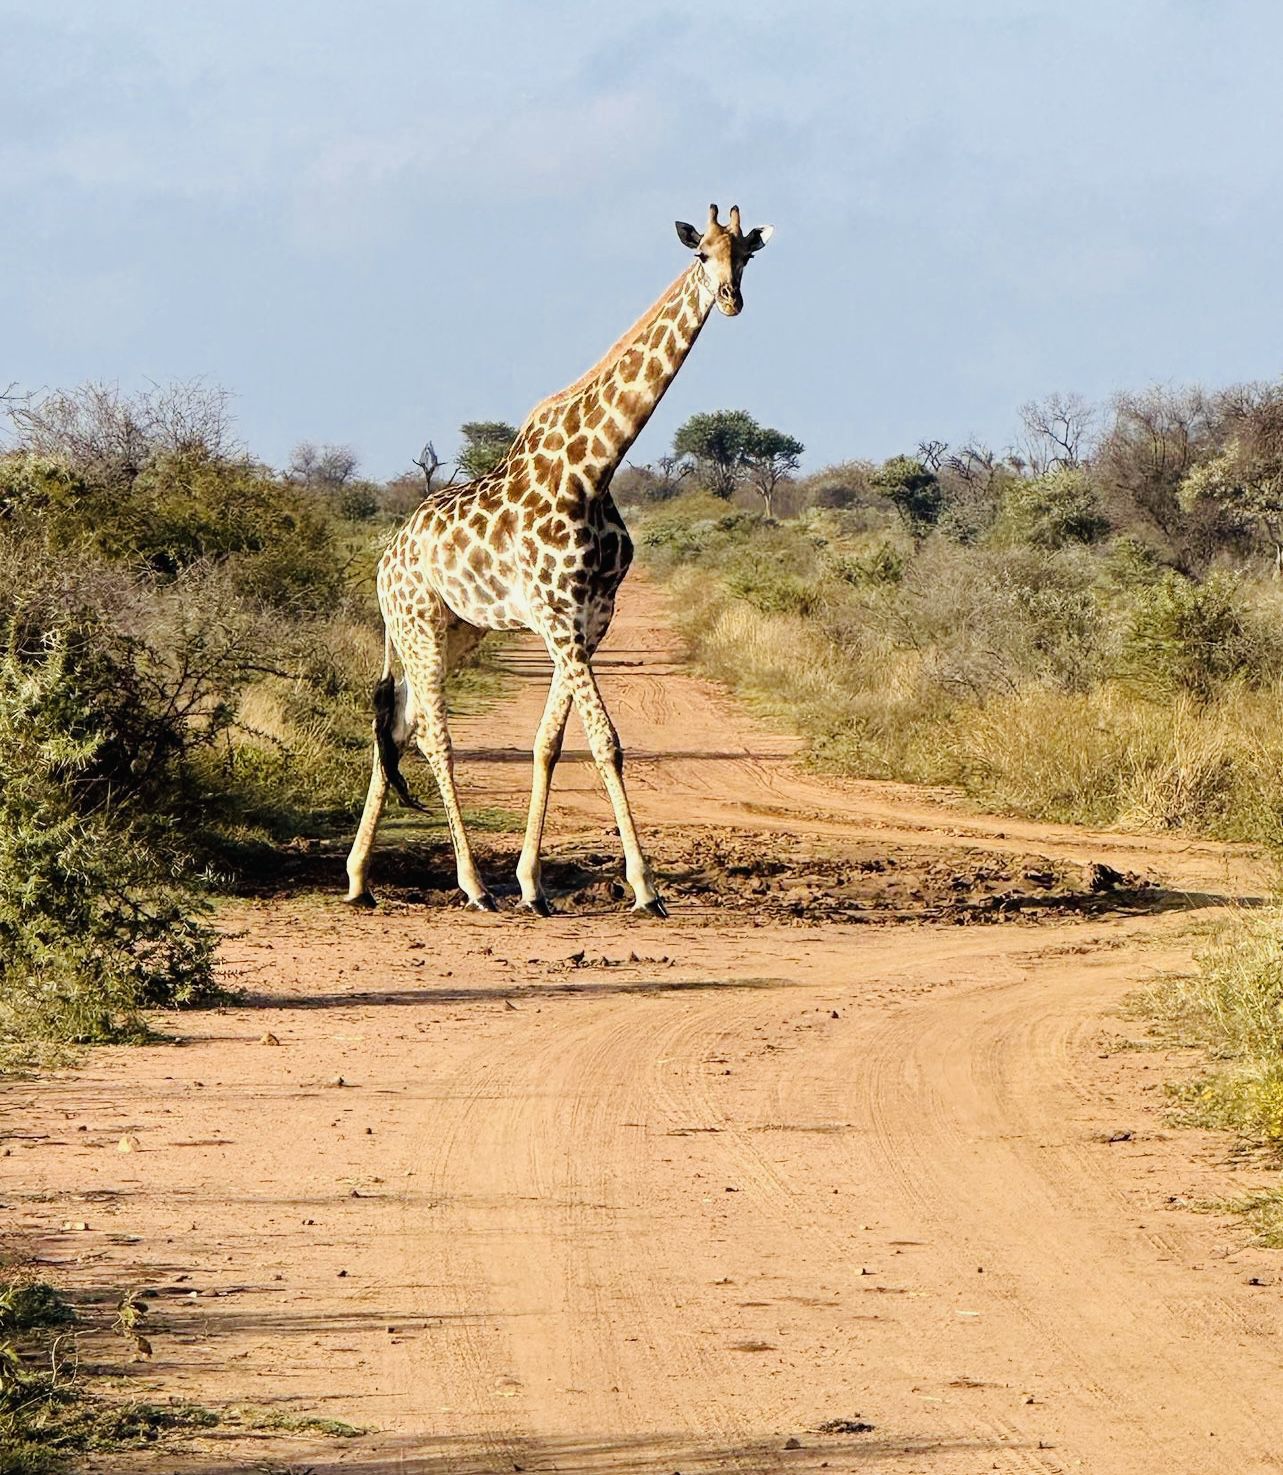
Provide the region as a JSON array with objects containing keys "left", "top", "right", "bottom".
[
  {"left": 466, "top": 891, "right": 500, "bottom": 913},
  {"left": 633, "top": 896, "right": 669, "bottom": 919},
  {"left": 518, "top": 895, "right": 555, "bottom": 918},
  {"left": 344, "top": 890, "right": 377, "bottom": 909}
]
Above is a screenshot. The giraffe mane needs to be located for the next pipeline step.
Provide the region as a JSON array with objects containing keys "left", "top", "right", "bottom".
[{"left": 515, "top": 267, "right": 694, "bottom": 434}]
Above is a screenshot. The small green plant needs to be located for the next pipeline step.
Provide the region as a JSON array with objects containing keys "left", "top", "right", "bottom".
[
  {"left": 0, "top": 1270, "right": 365, "bottom": 1474},
  {"left": 830, "top": 542, "right": 905, "bottom": 587},
  {"left": 1201, "top": 1189, "right": 1283, "bottom": 1247},
  {"left": 0, "top": 1283, "right": 74, "bottom": 1337}
]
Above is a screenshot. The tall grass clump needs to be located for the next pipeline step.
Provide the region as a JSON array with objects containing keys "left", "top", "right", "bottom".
[{"left": 1143, "top": 910, "right": 1283, "bottom": 1148}]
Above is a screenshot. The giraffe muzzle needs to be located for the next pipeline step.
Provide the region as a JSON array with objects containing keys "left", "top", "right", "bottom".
[{"left": 717, "top": 284, "right": 743, "bottom": 317}]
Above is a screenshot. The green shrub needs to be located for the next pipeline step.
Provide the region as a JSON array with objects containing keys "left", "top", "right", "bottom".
[
  {"left": 996, "top": 468, "right": 1109, "bottom": 548},
  {"left": 1118, "top": 570, "right": 1279, "bottom": 699},
  {"left": 872, "top": 455, "right": 944, "bottom": 535},
  {"left": 338, "top": 480, "right": 380, "bottom": 521},
  {"left": 0, "top": 629, "right": 217, "bottom": 1045},
  {"left": 829, "top": 541, "right": 905, "bottom": 587},
  {"left": 0, "top": 442, "right": 344, "bottom": 616}
]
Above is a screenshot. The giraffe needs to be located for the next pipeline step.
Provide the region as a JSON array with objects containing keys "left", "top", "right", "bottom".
[{"left": 344, "top": 203, "right": 774, "bottom": 916}]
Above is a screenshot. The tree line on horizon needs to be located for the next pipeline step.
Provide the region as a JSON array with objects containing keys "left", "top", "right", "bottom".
[{"left": 284, "top": 378, "right": 1283, "bottom": 580}]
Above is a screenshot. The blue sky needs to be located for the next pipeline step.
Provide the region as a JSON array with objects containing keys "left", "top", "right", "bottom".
[{"left": 4, "top": 1, "right": 1282, "bottom": 478}]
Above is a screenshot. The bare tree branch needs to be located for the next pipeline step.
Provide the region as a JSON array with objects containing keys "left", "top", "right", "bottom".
[{"left": 1018, "top": 392, "right": 1096, "bottom": 473}]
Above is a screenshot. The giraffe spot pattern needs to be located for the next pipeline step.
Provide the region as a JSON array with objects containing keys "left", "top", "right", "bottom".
[{"left": 375, "top": 263, "right": 708, "bottom": 641}]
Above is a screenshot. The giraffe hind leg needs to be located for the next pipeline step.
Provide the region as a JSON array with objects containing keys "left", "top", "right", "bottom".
[
  {"left": 344, "top": 669, "right": 418, "bottom": 904},
  {"left": 399, "top": 608, "right": 496, "bottom": 911}
]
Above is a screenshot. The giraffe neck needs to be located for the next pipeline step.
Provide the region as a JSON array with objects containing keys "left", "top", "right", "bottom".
[{"left": 515, "top": 265, "right": 714, "bottom": 491}]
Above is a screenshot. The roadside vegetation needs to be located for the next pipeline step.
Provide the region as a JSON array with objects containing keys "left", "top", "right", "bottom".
[
  {"left": 0, "top": 382, "right": 492, "bottom": 1054},
  {"left": 1137, "top": 909, "right": 1283, "bottom": 1242},
  {"left": 626, "top": 390, "right": 1283, "bottom": 847}
]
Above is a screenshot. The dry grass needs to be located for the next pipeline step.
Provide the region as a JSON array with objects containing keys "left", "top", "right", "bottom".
[
  {"left": 1141, "top": 908, "right": 1283, "bottom": 1148},
  {"left": 667, "top": 564, "right": 1283, "bottom": 843},
  {"left": 954, "top": 683, "right": 1283, "bottom": 843}
]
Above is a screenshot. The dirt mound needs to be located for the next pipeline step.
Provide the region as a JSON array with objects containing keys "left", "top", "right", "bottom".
[{"left": 255, "top": 826, "right": 1163, "bottom": 926}]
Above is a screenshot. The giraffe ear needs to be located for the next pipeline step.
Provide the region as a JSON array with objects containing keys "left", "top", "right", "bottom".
[
  {"left": 743, "top": 224, "right": 774, "bottom": 254},
  {"left": 675, "top": 221, "right": 703, "bottom": 251}
]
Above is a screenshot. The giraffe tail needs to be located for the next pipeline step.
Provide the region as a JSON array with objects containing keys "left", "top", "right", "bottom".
[{"left": 372, "top": 632, "right": 430, "bottom": 813}]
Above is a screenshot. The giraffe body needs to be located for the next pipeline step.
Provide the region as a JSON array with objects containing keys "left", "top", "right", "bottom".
[{"left": 345, "top": 205, "right": 773, "bottom": 914}]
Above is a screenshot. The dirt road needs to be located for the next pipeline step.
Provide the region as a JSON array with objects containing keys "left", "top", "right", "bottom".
[{"left": 9, "top": 576, "right": 1283, "bottom": 1474}]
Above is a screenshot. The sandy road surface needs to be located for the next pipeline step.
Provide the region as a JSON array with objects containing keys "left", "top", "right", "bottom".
[{"left": 7, "top": 575, "right": 1282, "bottom": 1474}]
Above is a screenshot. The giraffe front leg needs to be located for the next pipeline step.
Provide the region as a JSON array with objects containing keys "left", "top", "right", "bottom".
[
  {"left": 554, "top": 651, "right": 666, "bottom": 917},
  {"left": 516, "top": 671, "right": 574, "bottom": 915}
]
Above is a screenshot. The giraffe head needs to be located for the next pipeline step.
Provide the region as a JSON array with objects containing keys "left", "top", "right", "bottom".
[{"left": 675, "top": 203, "right": 773, "bottom": 317}]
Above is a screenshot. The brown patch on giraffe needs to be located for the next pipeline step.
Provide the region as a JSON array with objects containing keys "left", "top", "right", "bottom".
[
  {"left": 544, "top": 430, "right": 564, "bottom": 452},
  {"left": 582, "top": 400, "right": 605, "bottom": 430},
  {"left": 563, "top": 402, "right": 581, "bottom": 436},
  {"left": 644, "top": 355, "right": 664, "bottom": 385},
  {"left": 591, "top": 435, "right": 610, "bottom": 460},
  {"left": 494, "top": 507, "right": 517, "bottom": 541},
  {"left": 619, "top": 348, "right": 643, "bottom": 381},
  {"left": 565, "top": 434, "right": 588, "bottom": 463}
]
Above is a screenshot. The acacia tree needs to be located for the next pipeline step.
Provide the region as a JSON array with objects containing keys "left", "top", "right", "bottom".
[
  {"left": 673, "top": 409, "right": 759, "bottom": 499},
  {"left": 873, "top": 454, "right": 945, "bottom": 536},
  {"left": 742, "top": 426, "right": 804, "bottom": 518},
  {"left": 457, "top": 420, "right": 518, "bottom": 479}
]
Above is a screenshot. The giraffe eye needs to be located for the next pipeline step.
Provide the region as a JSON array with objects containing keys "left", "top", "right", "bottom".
[{"left": 695, "top": 251, "right": 708, "bottom": 263}]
